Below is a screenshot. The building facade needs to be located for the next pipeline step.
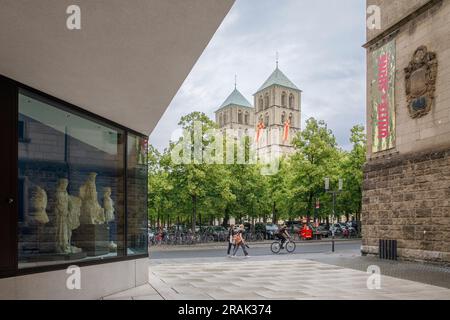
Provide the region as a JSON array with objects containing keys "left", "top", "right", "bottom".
[
  {"left": 362, "top": 0, "right": 450, "bottom": 263},
  {"left": 0, "top": 0, "right": 233, "bottom": 299},
  {"left": 215, "top": 87, "right": 255, "bottom": 134},
  {"left": 215, "top": 65, "right": 302, "bottom": 159}
]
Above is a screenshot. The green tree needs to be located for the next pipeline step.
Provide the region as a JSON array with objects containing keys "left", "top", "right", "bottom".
[
  {"left": 288, "top": 118, "right": 340, "bottom": 222},
  {"left": 338, "top": 125, "right": 366, "bottom": 222}
]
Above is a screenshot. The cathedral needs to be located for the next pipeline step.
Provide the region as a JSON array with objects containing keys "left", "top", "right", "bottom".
[{"left": 214, "top": 63, "right": 302, "bottom": 158}]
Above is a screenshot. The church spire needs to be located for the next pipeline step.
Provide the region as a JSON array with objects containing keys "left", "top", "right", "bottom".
[{"left": 276, "top": 51, "right": 279, "bottom": 69}]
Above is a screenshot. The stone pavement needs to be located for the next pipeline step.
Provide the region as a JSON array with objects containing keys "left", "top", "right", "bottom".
[{"left": 103, "top": 257, "right": 450, "bottom": 300}]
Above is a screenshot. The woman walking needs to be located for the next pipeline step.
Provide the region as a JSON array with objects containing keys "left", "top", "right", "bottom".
[
  {"left": 232, "top": 224, "right": 249, "bottom": 258},
  {"left": 227, "top": 224, "right": 235, "bottom": 257}
]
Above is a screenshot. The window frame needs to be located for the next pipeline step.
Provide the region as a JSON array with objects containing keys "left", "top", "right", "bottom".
[
  {"left": 289, "top": 94, "right": 295, "bottom": 109},
  {"left": 0, "top": 74, "right": 148, "bottom": 279}
]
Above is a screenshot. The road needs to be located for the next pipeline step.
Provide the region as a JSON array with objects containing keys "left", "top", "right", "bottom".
[{"left": 149, "top": 240, "right": 361, "bottom": 260}]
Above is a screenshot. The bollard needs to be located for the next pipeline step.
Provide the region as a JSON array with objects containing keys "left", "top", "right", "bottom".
[{"left": 331, "top": 231, "right": 335, "bottom": 252}]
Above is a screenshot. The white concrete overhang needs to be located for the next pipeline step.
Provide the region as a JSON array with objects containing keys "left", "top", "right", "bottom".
[{"left": 0, "top": 0, "right": 235, "bottom": 136}]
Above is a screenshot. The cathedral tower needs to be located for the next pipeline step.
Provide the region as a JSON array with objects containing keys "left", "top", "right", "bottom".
[
  {"left": 215, "top": 85, "right": 254, "bottom": 133},
  {"left": 254, "top": 64, "right": 301, "bottom": 158}
]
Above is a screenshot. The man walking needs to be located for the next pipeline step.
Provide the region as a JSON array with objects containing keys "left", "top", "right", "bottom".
[{"left": 227, "top": 224, "right": 236, "bottom": 257}]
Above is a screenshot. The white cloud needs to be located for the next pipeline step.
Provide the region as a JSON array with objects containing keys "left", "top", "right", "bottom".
[{"left": 149, "top": 0, "right": 366, "bottom": 152}]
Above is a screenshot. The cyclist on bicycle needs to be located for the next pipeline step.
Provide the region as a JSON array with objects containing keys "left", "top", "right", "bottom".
[{"left": 275, "top": 224, "right": 291, "bottom": 249}]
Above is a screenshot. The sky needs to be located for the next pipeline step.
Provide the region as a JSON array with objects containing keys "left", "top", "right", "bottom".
[{"left": 149, "top": 0, "right": 366, "bottom": 151}]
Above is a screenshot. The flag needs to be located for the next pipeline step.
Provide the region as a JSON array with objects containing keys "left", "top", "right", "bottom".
[
  {"left": 283, "top": 120, "right": 290, "bottom": 142},
  {"left": 256, "top": 121, "right": 265, "bottom": 143}
]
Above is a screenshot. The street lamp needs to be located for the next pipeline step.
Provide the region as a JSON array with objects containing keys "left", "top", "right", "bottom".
[{"left": 325, "top": 177, "right": 343, "bottom": 252}]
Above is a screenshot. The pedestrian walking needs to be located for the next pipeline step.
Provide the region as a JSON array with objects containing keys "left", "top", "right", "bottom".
[
  {"left": 232, "top": 224, "right": 249, "bottom": 258},
  {"left": 227, "top": 224, "right": 236, "bottom": 257}
]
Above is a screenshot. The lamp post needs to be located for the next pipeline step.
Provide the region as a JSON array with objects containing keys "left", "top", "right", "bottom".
[{"left": 325, "top": 177, "right": 343, "bottom": 252}]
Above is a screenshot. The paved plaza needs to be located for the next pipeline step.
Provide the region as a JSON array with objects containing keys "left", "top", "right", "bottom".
[{"left": 103, "top": 253, "right": 450, "bottom": 300}]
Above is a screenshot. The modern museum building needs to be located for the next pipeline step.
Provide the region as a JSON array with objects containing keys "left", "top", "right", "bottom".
[{"left": 0, "top": 0, "right": 233, "bottom": 299}]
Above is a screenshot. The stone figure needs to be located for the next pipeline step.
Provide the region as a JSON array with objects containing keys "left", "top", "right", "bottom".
[
  {"left": 54, "top": 179, "right": 70, "bottom": 254},
  {"left": 79, "top": 172, "right": 105, "bottom": 224},
  {"left": 103, "top": 187, "right": 117, "bottom": 251},
  {"left": 103, "top": 187, "right": 115, "bottom": 223},
  {"left": 67, "top": 195, "right": 82, "bottom": 253},
  {"left": 29, "top": 186, "right": 49, "bottom": 224}
]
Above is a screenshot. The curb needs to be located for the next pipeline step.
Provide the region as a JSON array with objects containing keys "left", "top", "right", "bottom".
[{"left": 149, "top": 238, "right": 362, "bottom": 252}]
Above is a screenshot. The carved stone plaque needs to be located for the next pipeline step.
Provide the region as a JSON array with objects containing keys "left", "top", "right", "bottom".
[{"left": 404, "top": 46, "right": 438, "bottom": 119}]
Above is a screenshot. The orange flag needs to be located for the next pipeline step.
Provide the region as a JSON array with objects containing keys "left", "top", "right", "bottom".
[
  {"left": 283, "top": 120, "right": 290, "bottom": 142},
  {"left": 256, "top": 121, "right": 265, "bottom": 143}
]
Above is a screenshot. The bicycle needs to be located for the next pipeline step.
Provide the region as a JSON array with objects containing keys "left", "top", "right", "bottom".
[{"left": 270, "top": 238, "right": 296, "bottom": 254}]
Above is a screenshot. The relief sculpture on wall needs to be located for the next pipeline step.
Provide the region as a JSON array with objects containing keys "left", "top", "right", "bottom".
[{"left": 404, "top": 46, "right": 438, "bottom": 119}]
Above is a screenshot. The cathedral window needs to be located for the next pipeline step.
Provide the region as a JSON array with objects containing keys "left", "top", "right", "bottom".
[
  {"left": 264, "top": 113, "right": 269, "bottom": 127},
  {"left": 238, "top": 110, "right": 243, "bottom": 124},
  {"left": 258, "top": 96, "right": 263, "bottom": 112},
  {"left": 219, "top": 113, "right": 223, "bottom": 126},
  {"left": 281, "top": 92, "right": 287, "bottom": 107},
  {"left": 289, "top": 113, "right": 293, "bottom": 124},
  {"left": 281, "top": 111, "right": 286, "bottom": 124},
  {"left": 264, "top": 93, "right": 269, "bottom": 109},
  {"left": 244, "top": 112, "right": 249, "bottom": 125},
  {"left": 289, "top": 94, "right": 295, "bottom": 109}
]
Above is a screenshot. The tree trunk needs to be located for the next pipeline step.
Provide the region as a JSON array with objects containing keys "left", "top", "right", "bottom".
[
  {"left": 192, "top": 194, "right": 197, "bottom": 233},
  {"left": 307, "top": 193, "right": 313, "bottom": 223},
  {"left": 157, "top": 211, "right": 160, "bottom": 229},
  {"left": 222, "top": 207, "right": 230, "bottom": 227},
  {"left": 251, "top": 217, "right": 255, "bottom": 233},
  {"left": 272, "top": 202, "right": 277, "bottom": 224}
]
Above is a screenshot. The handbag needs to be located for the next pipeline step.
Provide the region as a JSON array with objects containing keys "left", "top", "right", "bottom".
[{"left": 233, "top": 233, "right": 242, "bottom": 245}]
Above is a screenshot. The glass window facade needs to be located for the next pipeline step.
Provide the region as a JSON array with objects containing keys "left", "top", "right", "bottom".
[
  {"left": 17, "top": 89, "right": 147, "bottom": 269},
  {"left": 127, "top": 134, "right": 148, "bottom": 255}
]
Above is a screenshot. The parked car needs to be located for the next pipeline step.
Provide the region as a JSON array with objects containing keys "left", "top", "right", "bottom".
[
  {"left": 314, "top": 225, "right": 330, "bottom": 238},
  {"left": 329, "top": 223, "right": 344, "bottom": 236},
  {"left": 285, "top": 220, "right": 302, "bottom": 233},
  {"left": 265, "top": 223, "right": 278, "bottom": 239},
  {"left": 205, "top": 226, "right": 227, "bottom": 241}
]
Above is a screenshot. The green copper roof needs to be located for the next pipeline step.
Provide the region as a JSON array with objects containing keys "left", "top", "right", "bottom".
[
  {"left": 256, "top": 67, "right": 299, "bottom": 93},
  {"left": 219, "top": 88, "right": 253, "bottom": 109}
]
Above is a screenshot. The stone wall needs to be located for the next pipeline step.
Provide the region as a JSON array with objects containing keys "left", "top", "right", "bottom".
[
  {"left": 361, "top": 147, "right": 450, "bottom": 264},
  {"left": 366, "top": 0, "right": 450, "bottom": 158},
  {"left": 363, "top": 0, "right": 450, "bottom": 264},
  {"left": 367, "top": 0, "right": 430, "bottom": 41}
]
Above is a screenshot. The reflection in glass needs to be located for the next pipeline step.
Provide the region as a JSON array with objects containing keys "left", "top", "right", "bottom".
[
  {"left": 18, "top": 89, "right": 125, "bottom": 268},
  {"left": 127, "top": 134, "right": 148, "bottom": 255}
]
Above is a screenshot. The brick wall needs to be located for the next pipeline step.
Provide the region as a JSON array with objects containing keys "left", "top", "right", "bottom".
[{"left": 361, "top": 147, "right": 450, "bottom": 263}]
